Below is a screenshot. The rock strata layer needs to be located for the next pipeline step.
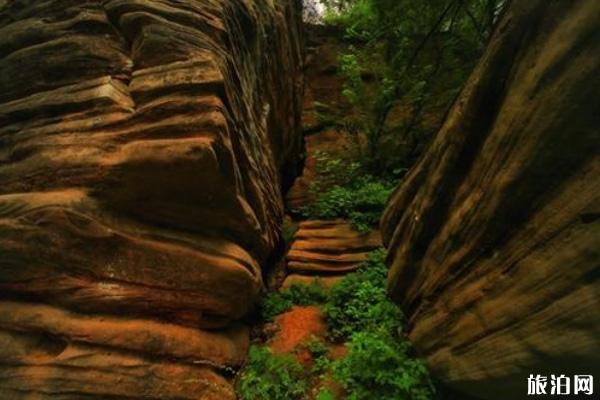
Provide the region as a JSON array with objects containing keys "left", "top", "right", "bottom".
[
  {"left": 285, "top": 219, "right": 381, "bottom": 276},
  {"left": 381, "top": 1, "right": 600, "bottom": 399},
  {"left": 0, "top": 0, "right": 303, "bottom": 398}
]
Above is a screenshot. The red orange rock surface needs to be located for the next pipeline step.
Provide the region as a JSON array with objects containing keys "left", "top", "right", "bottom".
[
  {"left": 0, "top": 0, "right": 303, "bottom": 397},
  {"left": 381, "top": 1, "right": 600, "bottom": 399},
  {"left": 286, "top": 129, "right": 354, "bottom": 211},
  {"left": 287, "top": 220, "right": 381, "bottom": 274}
]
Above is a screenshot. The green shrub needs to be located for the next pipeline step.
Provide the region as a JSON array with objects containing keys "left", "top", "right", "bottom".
[
  {"left": 306, "top": 336, "right": 330, "bottom": 358},
  {"left": 339, "top": 51, "right": 366, "bottom": 104},
  {"left": 260, "top": 292, "right": 294, "bottom": 322},
  {"left": 303, "top": 336, "right": 331, "bottom": 374},
  {"left": 316, "top": 388, "right": 336, "bottom": 400},
  {"left": 304, "top": 174, "right": 393, "bottom": 232},
  {"left": 320, "top": 0, "right": 505, "bottom": 176},
  {"left": 311, "top": 150, "right": 362, "bottom": 191},
  {"left": 306, "top": 185, "right": 354, "bottom": 218},
  {"left": 345, "top": 176, "right": 394, "bottom": 231},
  {"left": 246, "top": 249, "right": 436, "bottom": 400},
  {"left": 324, "top": 249, "right": 402, "bottom": 340},
  {"left": 238, "top": 346, "right": 307, "bottom": 400},
  {"left": 299, "top": 151, "right": 393, "bottom": 232},
  {"left": 260, "top": 280, "right": 329, "bottom": 321},
  {"left": 332, "top": 330, "right": 435, "bottom": 400}
]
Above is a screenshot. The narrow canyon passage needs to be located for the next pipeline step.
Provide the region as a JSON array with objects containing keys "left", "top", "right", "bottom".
[
  {"left": 235, "top": 27, "right": 439, "bottom": 399},
  {"left": 244, "top": 128, "right": 387, "bottom": 397}
]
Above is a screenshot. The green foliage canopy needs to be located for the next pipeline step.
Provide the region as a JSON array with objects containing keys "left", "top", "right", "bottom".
[{"left": 318, "top": 0, "right": 506, "bottom": 175}]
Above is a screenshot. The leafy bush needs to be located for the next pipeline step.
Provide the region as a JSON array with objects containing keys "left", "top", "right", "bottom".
[
  {"left": 324, "top": 249, "right": 402, "bottom": 340},
  {"left": 304, "top": 336, "right": 331, "bottom": 374},
  {"left": 332, "top": 331, "right": 435, "bottom": 400},
  {"left": 346, "top": 176, "right": 394, "bottom": 231},
  {"left": 260, "top": 280, "right": 329, "bottom": 321},
  {"left": 247, "top": 249, "right": 436, "bottom": 400},
  {"left": 238, "top": 346, "right": 307, "bottom": 400},
  {"left": 303, "top": 162, "right": 394, "bottom": 232},
  {"left": 339, "top": 51, "right": 366, "bottom": 104},
  {"left": 309, "top": 150, "right": 362, "bottom": 191},
  {"left": 306, "top": 336, "right": 330, "bottom": 359},
  {"left": 302, "top": 152, "right": 393, "bottom": 232},
  {"left": 316, "top": 388, "right": 336, "bottom": 400},
  {"left": 320, "top": 0, "right": 506, "bottom": 176}
]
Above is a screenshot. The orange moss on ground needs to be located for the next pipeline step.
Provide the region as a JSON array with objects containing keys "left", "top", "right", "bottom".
[
  {"left": 267, "top": 305, "right": 348, "bottom": 400},
  {"left": 268, "top": 306, "right": 327, "bottom": 355}
]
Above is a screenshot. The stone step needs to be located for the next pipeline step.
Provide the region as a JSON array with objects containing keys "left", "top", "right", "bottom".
[
  {"left": 281, "top": 274, "right": 343, "bottom": 289},
  {"left": 288, "top": 261, "right": 363, "bottom": 274},
  {"left": 285, "top": 219, "right": 381, "bottom": 274},
  {"left": 287, "top": 249, "right": 370, "bottom": 264}
]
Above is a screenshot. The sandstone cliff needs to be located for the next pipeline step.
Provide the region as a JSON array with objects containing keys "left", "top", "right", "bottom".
[
  {"left": 0, "top": 0, "right": 303, "bottom": 398},
  {"left": 382, "top": 1, "right": 600, "bottom": 399}
]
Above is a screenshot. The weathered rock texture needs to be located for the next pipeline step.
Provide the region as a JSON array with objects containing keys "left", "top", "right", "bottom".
[
  {"left": 0, "top": 0, "right": 303, "bottom": 398},
  {"left": 382, "top": 1, "right": 599, "bottom": 399},
  {"left": 299, "top": 24, "right": 347, "bottom": 134},
  {"left": 286, "top": 220, "right": 381, "bottom": 275},
  {"left": 286, "top": 24, "right": 351, "bottom": 212},
  {"left": 286, "top": 128, "right": 355, "bottom": 211}
]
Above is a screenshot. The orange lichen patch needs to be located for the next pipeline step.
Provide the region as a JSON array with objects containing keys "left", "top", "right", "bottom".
[
  {"left": 295, "top": 346, "right": 315, "bottom": 366},
  {"left": 268, "top": 306, "right": 327, "bottom": 355},
  {"left": 329, "top": 343, "right": 347, "bottom": 360}
]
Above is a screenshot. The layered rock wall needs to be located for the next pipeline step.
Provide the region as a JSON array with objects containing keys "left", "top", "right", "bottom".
[
  {"left": 0, "top": 0, "right": 303, "bottom": 398},
  {"left": 382, "top": 1, "right": 600, "bottom": 399}
]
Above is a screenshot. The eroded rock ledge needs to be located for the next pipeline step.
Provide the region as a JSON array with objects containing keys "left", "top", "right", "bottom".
[
  {"left": 382, "top": 1, "right": 600, "bottom": 399},
  {"left": 0, "top": 0, "right": 303, "bottom": 398}
]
